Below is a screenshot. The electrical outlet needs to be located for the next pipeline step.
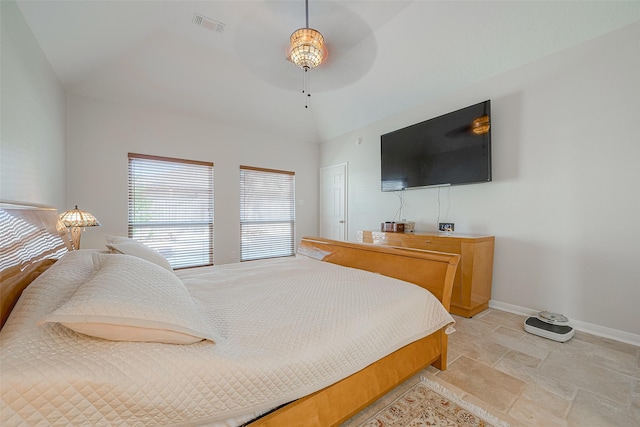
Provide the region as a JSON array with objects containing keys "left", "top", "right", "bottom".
[{"left": 439, "top": 223, "right": 454, "bottom": 232}]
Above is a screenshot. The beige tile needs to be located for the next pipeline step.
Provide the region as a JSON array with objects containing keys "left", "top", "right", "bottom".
[
  {"left": 477, "top": 309, "right": 518, "bottom": 325},
  {"left": 521, "top": 330, "right": 586, "bottom": 353},
  {"left": 572, "top": 334, "right": 640, "bottom": 379},
  {"left": 539, "top": 351, "right": 635, "bottom": 405},
  {"left": 344, "top": 308, "right": 640, "bottom": 426},
  {"left": 574, "top": 330, "right": 639, "bottom": 356},
  {"left": 447, "top": 329, "right": 511, "bottom": 366},
  {"left": 633, "top": 380, "right": 640, "bottom": 415},
  {"left": 495, "top": 357, "right": 577, "bottom": 401},
  {"left": 591, "top": 351, "right": 640, "bottom": 379},
  {"left": 494, "top": 325, "right": 527, "bottom": 340},
  {"left": 451, "top": 314, "right": 500, "bottom": 338},
  {"left": 553, "top": 331, "right": 640, "bottom": 378},
  {"left": 501, "top": 349, "right": 544, "bottom": 369},
  {"left": 493, "top": 347, "right": 579, "bottom": 401},
  {"left": 436, "top": 355, "right": 526, "bottom": 412},
  {"left": 423, "top": 365, "right": 441, "bottom": 376},
  {"left": 490, "top": 328, "right": 551, "bottom": 361},
  {"left": 421, "top": 372, "right": 468, "bottom": 400},
  {"left": 567, "top": 388, "right": 640, "bottom": 426},
  {"left": 481, "top": 310, "right": 527, "bottom": 332},
  {"left": 508, "top": 383, "right": 571, "bottom": 427},
  {"left": 425, "top": 371, "right": 524, "bottom": 427},
  {"left": 508, "top": 314, "right": 533, "bottom": 332}
]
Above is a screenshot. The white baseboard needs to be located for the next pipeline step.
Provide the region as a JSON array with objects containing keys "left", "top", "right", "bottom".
[{"left": 489, "top": 300, "right": 640, "bottom": 347}]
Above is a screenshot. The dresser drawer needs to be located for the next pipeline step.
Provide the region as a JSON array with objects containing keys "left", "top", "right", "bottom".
[
  {"left": 370, "top": 232, "right": 459, "bottom": 253},
  {"left": 409, "top": 237, "right": 461, "bottom": 255}
]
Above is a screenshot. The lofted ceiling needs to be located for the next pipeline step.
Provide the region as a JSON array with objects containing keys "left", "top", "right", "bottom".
[{"left": 16, "top": 1, "right": 640, "bottom": 144}]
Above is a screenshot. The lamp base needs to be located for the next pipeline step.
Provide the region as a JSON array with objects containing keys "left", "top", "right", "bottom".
[{"left": 69, "top": 227, "right": 83, "bottom": 250}]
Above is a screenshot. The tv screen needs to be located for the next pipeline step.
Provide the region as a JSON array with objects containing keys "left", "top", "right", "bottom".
[{"left": 381, "top": 100, "right": 491, "bottom": 191}]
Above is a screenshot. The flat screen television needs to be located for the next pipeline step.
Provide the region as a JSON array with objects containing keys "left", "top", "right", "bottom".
[{"left": 381, "top": 100, "right": 491, "bottom": 191}]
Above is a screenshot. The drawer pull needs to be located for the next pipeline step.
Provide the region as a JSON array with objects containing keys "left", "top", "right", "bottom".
[{"left": 425, "top": 240, "right": 431, "bottom": 244}]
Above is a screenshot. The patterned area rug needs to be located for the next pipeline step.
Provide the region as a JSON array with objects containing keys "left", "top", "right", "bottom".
[{"left": 358, "top": 377, "right": 510, "bottom": 427}]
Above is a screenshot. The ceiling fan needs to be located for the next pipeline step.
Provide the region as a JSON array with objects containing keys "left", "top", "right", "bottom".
[
  {"left": 232, "top": 1, "right": 409, "bottom": 95},
  {"left": 287, "top": 0, "right": 327, "bottom": 107}
]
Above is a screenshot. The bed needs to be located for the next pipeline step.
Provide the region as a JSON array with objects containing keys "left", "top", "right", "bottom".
[{"left": 0, "top": 202, "right": 460, "bottom": 426}]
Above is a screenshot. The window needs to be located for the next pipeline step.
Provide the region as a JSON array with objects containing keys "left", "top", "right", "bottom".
[
  {"left": 240, "top": 166, "right": 295, "bottom": 261},
  {"left": 128, "top": 153, "right": 213, "bottom": 269}
]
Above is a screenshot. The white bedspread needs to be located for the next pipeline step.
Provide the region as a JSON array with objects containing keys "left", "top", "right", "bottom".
[{"left": 1, "top": 250, "right": 454, "bottom": 426}]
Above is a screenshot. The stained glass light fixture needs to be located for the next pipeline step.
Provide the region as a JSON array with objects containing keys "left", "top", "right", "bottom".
[
  {"left": 59, "top": 205, "right": 101, "bottom": 250},
  {"left": 471, "top": 102, "right": 491, "bottom": 135},
  {"left": 471, "top": 115, "right": 491, "bottom": 135}
]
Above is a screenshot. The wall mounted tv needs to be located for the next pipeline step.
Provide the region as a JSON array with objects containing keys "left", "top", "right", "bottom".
[{"left": 381, "top": 100, "right": 491, "bottom": 191}]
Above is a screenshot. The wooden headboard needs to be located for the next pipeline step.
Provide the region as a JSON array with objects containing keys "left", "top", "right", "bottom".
[{"left": 0, "top": 202, "right": 72, "bottom": 329}]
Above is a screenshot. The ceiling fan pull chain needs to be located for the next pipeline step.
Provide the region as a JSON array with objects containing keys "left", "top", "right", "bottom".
[
  {"left": 304, "top": 67, "right": 310, "bottom": 108},
  {"left": 302, "top": 69, "right": 306, "bottom": 96}
]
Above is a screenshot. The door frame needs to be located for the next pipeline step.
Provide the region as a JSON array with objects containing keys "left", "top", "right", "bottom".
[{"left": 319, "top": 162, "right": 348, "bottom": 241}]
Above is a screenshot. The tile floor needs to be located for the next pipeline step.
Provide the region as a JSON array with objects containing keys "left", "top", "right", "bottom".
[{"left": 343, "top": 309, "right": 640, "bottom": 426}]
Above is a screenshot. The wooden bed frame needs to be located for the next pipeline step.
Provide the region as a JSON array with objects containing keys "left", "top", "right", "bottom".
[
  {"left": 0, "top": 203, "right": 460, "bottom": 427},
  {"left": 250, "top": 237, "right": 459, "bottom": 426}
]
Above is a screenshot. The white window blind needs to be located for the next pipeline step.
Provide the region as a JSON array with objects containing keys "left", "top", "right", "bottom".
[
  {"left": 240, "top": 166, "right": 295, "bottom": 261},
  {"left": 128, "top": 153, "right": 214, "bottom": 269}
]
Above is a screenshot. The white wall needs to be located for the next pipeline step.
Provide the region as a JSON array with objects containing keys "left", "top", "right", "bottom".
[
  {"left": 67, "top": 95, "right": 319, "bottom": 264},
  {"left": 0, "top": 0, "right": 67, "bottom": 209},
  {"left": 321, "top": 23, "right": 640, "bottom": 342}
]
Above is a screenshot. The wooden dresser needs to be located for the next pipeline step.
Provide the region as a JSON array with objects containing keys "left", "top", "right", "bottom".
[{"left": 358, "top": 231, "right": 495, "bottom": 317}]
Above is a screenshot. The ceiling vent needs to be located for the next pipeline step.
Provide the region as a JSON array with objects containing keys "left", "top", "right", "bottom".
[{"left": 192, "top": 13, "right": 225, "bottom": 33}]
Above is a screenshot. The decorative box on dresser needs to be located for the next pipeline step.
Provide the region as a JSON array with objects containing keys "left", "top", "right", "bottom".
[{"left": 358, "top": 231, "right": 495, "bottom": 317}]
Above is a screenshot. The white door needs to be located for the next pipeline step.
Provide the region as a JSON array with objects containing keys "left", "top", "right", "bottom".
[{"left": 320, "top": 163, "right": 347, "bottom": 240}]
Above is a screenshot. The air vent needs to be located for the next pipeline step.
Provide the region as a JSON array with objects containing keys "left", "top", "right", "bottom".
[{"left": 193, "top": 13, "right": 225, "bottom": 33}]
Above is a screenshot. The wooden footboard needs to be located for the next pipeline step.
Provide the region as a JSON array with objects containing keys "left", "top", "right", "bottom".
[
  {"left": 253, "top": 330, "right": 446, "bottom": 426},
  {"left": 297, "top": 237, "right": 459, "bottom": 311},
  {"left": 249, "top": 236, "right": 460, "bottom": 426}
]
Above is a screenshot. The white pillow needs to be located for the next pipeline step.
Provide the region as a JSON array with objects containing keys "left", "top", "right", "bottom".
[
  {"left": 104, "top": 235, "right": 134, "bottom": 245},
  {"left": 104, "top": 235, "right": 173, "bottom": 271},
  {"left": 39, "top": 253, "right": 215, "bottom": 345}
]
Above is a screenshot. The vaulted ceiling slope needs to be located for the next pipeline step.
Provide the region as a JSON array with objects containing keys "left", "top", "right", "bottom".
[{"left": 16, "top": 1, "right": 640, "bottom": 144}]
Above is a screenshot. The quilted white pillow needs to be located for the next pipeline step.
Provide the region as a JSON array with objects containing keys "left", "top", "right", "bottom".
[
  {"left": 39, "top": 253, "right": 215, "bottom": 344},
  {"left": 104, "top": 235, "right": 173, "bottom": 271}
]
